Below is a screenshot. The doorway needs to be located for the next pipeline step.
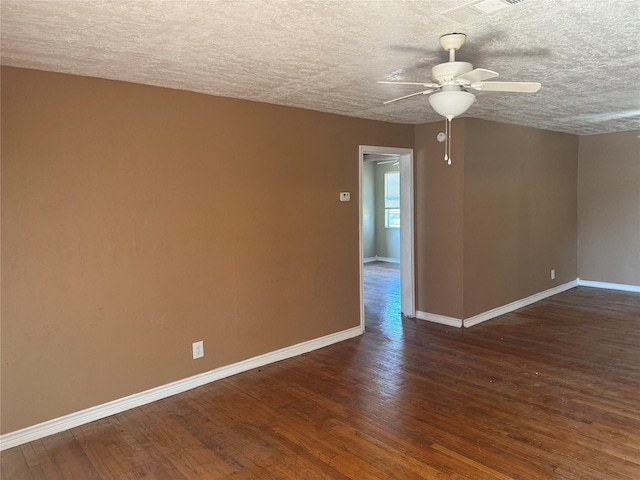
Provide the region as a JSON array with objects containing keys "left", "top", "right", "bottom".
[{"left": 359, "top": 146, "right": 415, "bottom": 331}]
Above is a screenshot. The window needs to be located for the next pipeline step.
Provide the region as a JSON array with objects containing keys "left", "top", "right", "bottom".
[{"left": 384, "top": 171, "right": 400, "bottom": 228}]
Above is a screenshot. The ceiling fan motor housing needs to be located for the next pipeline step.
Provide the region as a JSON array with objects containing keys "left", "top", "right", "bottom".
[
  {"left": 432, "top": 61, "right": 473, "bottom": 83},
  {"left": 439, "top": 33, "right": 467, "bottom": 51}
]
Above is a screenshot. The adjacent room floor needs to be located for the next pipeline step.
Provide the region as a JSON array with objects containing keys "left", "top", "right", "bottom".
[
  {"left": 2, "top": 272, "right": 639, "bottom": 479},
  {"left": 363, "top": 260, "right": 402, "bottom": 335}
]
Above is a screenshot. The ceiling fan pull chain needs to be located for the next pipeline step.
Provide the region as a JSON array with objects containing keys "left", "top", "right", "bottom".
[
  {"left": 445, "top": 117, "right": 452, "bottom": 165},
  {"left": 444, "top": 118, "right": 449, "bottom": 164}
]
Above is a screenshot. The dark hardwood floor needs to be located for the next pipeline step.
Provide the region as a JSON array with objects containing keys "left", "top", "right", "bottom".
[{"left": 2, "top": 263, "right": 639, "bottom": 479}]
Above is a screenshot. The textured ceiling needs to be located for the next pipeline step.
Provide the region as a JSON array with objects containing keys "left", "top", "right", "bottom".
[{"left": 2, "top": 0, "right": 639, "bottom": 135}]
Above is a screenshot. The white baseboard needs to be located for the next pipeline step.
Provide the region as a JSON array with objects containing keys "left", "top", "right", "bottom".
[
  {"left": 364, "top": 256, "right": 400, "bottom": 264},
  {"left": 415, "top": 311, "right": 463, "bottom": 328},
  {"left": 411, "top": 278, "right": 635, "bottom": 330},
  {"left": 0, "top": 326, "right": 363, "bottom": 451},
  {"left": 577, "top": 278, "right": 640, "bottom": 293},
  {"left": 463, "top": 280, "right": 578, "bottom": 328},
  {"left": 376, "top": 256, "right": 400, "bottom": 264}
]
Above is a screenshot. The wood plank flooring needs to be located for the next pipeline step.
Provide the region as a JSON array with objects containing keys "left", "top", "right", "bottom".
[{"left": 2, "top": 263, "right": 639, "bottom": 479}]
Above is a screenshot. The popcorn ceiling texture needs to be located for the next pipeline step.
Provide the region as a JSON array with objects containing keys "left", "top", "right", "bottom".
[{"left": 1, "top": 0, "right": 639, "bottom": 135}]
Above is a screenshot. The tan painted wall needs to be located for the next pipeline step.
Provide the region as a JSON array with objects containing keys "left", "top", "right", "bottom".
[
  {"left": 0, "top": 66, "right": 413, "bottom": 433},
  {"left": 414, "top": 119, "right": 578, "bottom": 320},
  {"left": 4, "top": 66, "right": 629, "bottom": 435},
  {"left": 463, "top": 119, "right": 578, "bottom": 317},
  {"left": 578, "top": 131, "right": 640, "bottom": 286},
  {"left": 414, "top": 121, "right": 465, "bottom": 319},
  {"left": 374, "top": 162, "right": 400, "bottom": 259},
  {"left": 362, "top": 160, "right": 376, "bottom": 258}
]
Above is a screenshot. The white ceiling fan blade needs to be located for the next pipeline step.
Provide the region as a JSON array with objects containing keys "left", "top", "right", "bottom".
[
  {"left": 378, "top": 81, "right": 440, "bottom": 88},
  {"left": 383, "top": 89, "right": 437, "bottom": 105},
  {"left": 470, "top": 81, "right": 541, "bottom": 93},
  {"left": 456, "top": 68, "right": 499, "bottom": 84}
]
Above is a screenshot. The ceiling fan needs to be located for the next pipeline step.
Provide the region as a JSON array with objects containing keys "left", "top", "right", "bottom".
[{"left": 379, "top": 33, "right": 542, "bottom": 164}]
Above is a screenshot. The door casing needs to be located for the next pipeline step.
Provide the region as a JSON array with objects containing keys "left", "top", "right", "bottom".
[{"left": 359, "top": 145, "right": 415, "bottom": 331}]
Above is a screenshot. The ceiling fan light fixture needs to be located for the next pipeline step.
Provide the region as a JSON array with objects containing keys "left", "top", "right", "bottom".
[{"left": 428, "top": 90, "right": 476, "bottom": 118}]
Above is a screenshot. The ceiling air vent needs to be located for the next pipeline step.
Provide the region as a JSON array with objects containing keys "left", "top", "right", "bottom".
[{"left": 441, "top": 0, "right": 526, "bottom": 22}]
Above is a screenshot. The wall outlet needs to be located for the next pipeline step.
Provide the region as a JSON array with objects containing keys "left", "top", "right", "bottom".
[
  {"left": 339, "top": 191, "right": 351, "bottom": 202},
  {"left": 192, "top": 341, "right": 204, "bottom": 359},
  {"left": 551, "top": 269, "right": 555, "bottom": 280}
]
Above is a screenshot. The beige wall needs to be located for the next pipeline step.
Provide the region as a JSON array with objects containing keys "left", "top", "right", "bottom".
[
  {"left": 414, "top": 119, "right": 578, "bottom": 320},
  {"left": 1, "top": 66, "right": 413, "bottom": 433},
  {"left": 362, "top": 160, "right": 401, "bottom": 260},
  {"left": 463, "top": 119, "right": 578, "bottom": 317},
  {"left": 414, "top": 121, "right": 466, "bottom": 319},
  {"left": 362, "top": 160, "right": 376, "bottom": 258},
  {"left": 3, "top": 65, "right": 634, "bottom": 436},
  {"left": 578, "top": 131, "right": 640, "bottom": 286},
  {"left": 374, "top": 162, "right": 400, "bottom": 259}
]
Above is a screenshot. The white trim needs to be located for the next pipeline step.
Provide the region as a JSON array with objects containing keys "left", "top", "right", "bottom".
[
  {"left": 375, "top": 256, "right": 400, "bottom": 264},
  {"left": 363, "top": 256, "right": 401, "bottom": 264},
  {"left": 463, "top": 280, "right": 577, "bottom": 328},
  {"left": 412, "top": 278, "right": 637, "bottom": 329},
  {"left": 359, "top": 149, "right": 366, "bottom": 331},
  {"left": 0, "top": 326, "right": 362, "bottom": 451},
  {"left": 398, "top": 150, "right": 416, "bottom": 318},
  {"left": 416, "top": 311, "right": 463, "bottom": 328},
  {"left": 577, "top": 278, "right": 640, "bottom": 293}
]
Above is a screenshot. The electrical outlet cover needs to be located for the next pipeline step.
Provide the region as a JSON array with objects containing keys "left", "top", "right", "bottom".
[{"left": 192, "top": 341, "right": 204, "bottom": 359}]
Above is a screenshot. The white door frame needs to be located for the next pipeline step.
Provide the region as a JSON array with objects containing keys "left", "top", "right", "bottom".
[{"left": 359, "top": 145, "right": 415, "bottom": 331}]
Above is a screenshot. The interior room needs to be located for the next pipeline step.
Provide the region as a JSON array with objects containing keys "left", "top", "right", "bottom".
[
  {"left": 362, "top": 153, "right": 403, "bottom": 333},
  {"left": 362, "top": 154, "right": 402, "bottom": 265},
  {"left": 1, "top": 0, "right": 639, "bottom": 478}
]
